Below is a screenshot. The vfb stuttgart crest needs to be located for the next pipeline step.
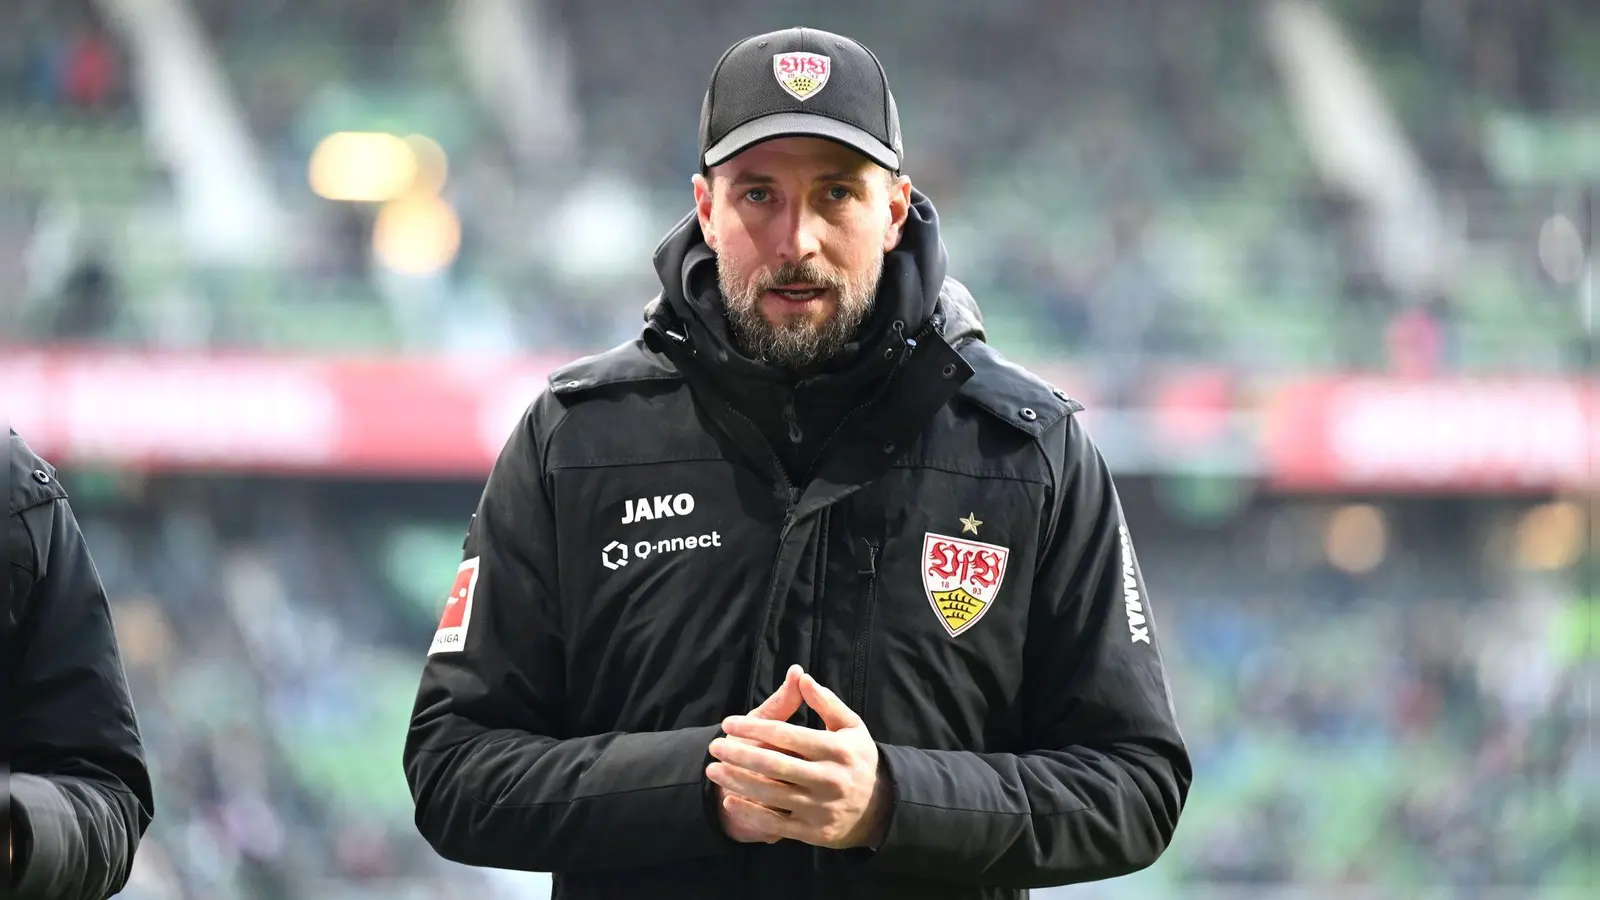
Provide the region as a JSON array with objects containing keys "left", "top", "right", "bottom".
[
  {"left": 922, "top": 533, "right": 1010, "bottom": 637},
  {"left": 773, "top": 52, "right": 831, "bottom": 101}
]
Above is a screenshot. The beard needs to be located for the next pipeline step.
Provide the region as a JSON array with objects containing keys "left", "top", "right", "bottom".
[{"left": 718, "top": 254, "right": 883, "bottom": 370}]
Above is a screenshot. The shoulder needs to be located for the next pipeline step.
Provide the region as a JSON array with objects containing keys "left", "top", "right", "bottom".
[
  {"left": 944, "top": 343, "right": 1104, "bottom": 539},
  {"left": 934, "top": 278, "right": 1085, "bottom": 442},
  {"left": 545, "top": 338, "right": 683, "bottom": 403},
  {"left": 521, "top": 338, "right": 686, "bottom": 432},
  {"left": 10, "top": 429, "right": 68, "bottom": 519},
  {"left": 512, "top": 339, "right": 699, "bottom": 473},
  {"left": 953, "top": 340, "right": 1085, "bottom": 443},
  {"left": 10, "top": 430, "right": 67, "bottom": 577}
]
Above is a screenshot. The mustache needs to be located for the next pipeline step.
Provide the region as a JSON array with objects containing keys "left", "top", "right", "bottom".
[{"left": 752, "top": 262, "right": 842, "bottom": 293}]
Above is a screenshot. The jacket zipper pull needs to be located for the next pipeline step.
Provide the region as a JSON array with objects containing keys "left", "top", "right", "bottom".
[{"left": 782, "top": 400, "right": 803, "bottom": 444}]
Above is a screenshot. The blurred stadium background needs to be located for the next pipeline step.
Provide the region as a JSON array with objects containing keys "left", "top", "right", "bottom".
[{"left": 1, "top": 0, "right": 1593, "bottom": 897}]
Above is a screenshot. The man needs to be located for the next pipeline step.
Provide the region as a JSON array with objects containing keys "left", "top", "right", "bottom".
[
  {"left": 405, "top": 26, "right": 1190, "bottom": 898},
  {"left": 3, "top": 430, "right": 153, "bottom": 899}
]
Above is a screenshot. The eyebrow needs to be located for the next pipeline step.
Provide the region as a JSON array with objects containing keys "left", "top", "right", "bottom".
[{"left": 727, "top": 171, "right": 871, "bottom": 187}]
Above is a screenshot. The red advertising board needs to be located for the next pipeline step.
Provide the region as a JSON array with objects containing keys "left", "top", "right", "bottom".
[
  {"left": 5, "top": 349, "right": 558, "bottom": 477},
  {"left": 1263, "top": 377, "right": 1598, "bottom": 492},
  {"left": 13, "top": 346, "right": 1588, "bottom": 492}
]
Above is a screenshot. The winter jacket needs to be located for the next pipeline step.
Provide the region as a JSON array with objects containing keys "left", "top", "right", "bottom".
[
  {"left": 404, "top": 192, "right": 1189, "bottom": 899},
  {"left": 4, "top": 430, "right": 153, "bottom": 900}
]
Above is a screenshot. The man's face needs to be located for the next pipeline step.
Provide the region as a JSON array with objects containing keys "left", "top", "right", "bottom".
[{"left": 693, "top": 137, "right": 912, "bottom": 369}]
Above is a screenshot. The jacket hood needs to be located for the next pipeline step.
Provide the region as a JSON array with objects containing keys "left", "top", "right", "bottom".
[
  {"left": 646, "top": 189, "right": 963, "bottom": 385},
  {"left": 937, "top": 276, "right": 986, "bottom": 348}
]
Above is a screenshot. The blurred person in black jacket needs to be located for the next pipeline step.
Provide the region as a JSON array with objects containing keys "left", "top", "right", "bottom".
[{"left": 3, "top": 430, "right": 153, "bottom": 899}]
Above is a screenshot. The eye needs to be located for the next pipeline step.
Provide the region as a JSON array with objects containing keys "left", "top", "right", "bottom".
[
  {"left": 826, "top": 185, "right": 853, "bottom": 201},
  {"left": 743, "top": 188, "right": 770, "bottom": 203}
]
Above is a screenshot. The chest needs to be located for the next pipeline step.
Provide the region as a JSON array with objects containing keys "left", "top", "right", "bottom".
[{"left": 548, "top": 452, "right": 1050, "bottom": 747}]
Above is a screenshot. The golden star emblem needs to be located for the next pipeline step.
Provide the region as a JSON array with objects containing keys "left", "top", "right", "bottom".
[{"left": 960, "top": 512, "right": 982, "bottom": 535}]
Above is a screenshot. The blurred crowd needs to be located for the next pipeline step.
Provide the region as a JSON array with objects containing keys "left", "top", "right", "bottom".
[
  {"left": 0, "top": 0, "right": 126, "bottom": 113},
  {"left": 1139, "top": 497, "right": 1594, "bottom": 892},
  {"left": 59, "top": 474, "right": 1593, "bottom": 898},
  {"left": 1, "top": 0, "right": 1592, "bottom": 379},
  {"left": 73, "top": 475, "right": 546, "bottom": 899}
]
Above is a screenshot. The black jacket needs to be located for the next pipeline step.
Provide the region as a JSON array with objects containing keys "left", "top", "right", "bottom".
[
  {"left": 3, "top": 431, "right": 153, "bottom": 900},
  {"left": 404, "top": 194, "right": 1190, "bottom": 899}
]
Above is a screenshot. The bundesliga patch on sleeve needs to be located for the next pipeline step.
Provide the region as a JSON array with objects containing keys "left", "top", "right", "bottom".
[{"left": 429, "top": 557, "right": 480, "bottom": 655}]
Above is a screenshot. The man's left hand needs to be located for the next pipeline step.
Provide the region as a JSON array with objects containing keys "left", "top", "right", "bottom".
[{"left": 707, "top": 672, "right": 891, "bottom": 850}]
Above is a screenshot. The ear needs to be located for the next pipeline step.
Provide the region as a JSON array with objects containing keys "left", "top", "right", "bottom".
[
  {"left": 883, "top": 175, "right": 912, "bottom": 253},
  {"left": 692, "top": 173, "right": 718, "bottom": 252}
]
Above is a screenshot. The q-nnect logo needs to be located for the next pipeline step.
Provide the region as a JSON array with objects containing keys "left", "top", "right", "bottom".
[
  {"left": 602, "top": 532, "right": 723, "bottom": 571},
  {"left": 602, "top": 540, "right": 630, "bottom": 570}
]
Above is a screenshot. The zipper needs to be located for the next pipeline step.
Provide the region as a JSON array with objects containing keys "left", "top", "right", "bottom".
[
  {"left": 798, "top": 396, "right": 873, "bottom": 485},
  {"left": 806, "top": 521, "right": 828, "bottom": 683},
  {"left": 723, "top": 399, "right": 802, "bottom": 709},
  {"left": 657, "top": 322, "right": 811, "bottom": 739},
  {"left": 784, "top": 324, "right": 925, "bottom": 718},
  {"left": 722, "top": 399, "right": 799, "bottom": 507},
  {"left": 850, "top": 543, "right": 878, "bottom": 712},
  {"left": 726, "top": 320, "right": 933, "bottom": 709},
  {"left": 802, "top": 512, "right": 831, "bottom": 729}
]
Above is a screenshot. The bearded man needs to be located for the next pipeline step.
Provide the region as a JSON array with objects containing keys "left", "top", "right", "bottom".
[{"left": 404, "top": 26, "right": 1189, "bottom": 900}]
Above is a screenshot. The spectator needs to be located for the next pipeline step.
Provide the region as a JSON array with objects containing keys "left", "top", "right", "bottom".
[
  {"left": 61, "top": 24, "right": 117, "bottom": 112},
  {"left": 1385, "top": 300, "right": 1444, "bottom": 377}
]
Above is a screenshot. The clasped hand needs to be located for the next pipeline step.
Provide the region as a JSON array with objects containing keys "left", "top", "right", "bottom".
[{"left": 707, "top": 664, "right": 889, "bottom": 849}]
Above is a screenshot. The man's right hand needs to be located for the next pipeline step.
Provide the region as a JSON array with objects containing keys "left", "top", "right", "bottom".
[{"left": 713, "top": 664, "right": 804, "bottom": 844}]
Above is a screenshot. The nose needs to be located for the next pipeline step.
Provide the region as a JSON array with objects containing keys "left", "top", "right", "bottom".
[{"left": 775, "top": 203, "right": 822, "bottom": 263}]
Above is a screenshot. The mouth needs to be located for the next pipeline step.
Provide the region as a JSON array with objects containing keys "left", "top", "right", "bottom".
[{"left": 764, "top": 284, "right": 829, "bottom": 304}]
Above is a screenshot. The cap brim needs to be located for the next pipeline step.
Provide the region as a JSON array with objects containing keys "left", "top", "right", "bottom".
[{"left": 704, "top": 112, "right": 900, "bottom": 172}]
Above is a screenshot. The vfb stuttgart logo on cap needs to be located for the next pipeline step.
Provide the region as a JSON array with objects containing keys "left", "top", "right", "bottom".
[{"left": 773, "top": 52, "right": 830, "bottom": 101}]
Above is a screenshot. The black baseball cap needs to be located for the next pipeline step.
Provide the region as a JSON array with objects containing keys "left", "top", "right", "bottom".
[{"left": 699, "top": 27, "right": 903, "bottom": 174}]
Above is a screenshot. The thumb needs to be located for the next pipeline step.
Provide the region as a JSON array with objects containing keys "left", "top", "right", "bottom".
[
  {"left": 749, "top": 664, "right": 804, "bottom": 721},
  {"left": 799, "top": 673, "right": 863, "bottom": 731}
]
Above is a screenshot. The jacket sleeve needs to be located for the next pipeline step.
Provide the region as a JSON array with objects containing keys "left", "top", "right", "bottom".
[
  {"left": 865, "top": 414, "right": 1191, "bottom": 888},
  {"left": 402, "top": 398, "right": 729, "bottom": 873},
  {"left": 4, "top": 498, "right": 154, "bottom": 900}
]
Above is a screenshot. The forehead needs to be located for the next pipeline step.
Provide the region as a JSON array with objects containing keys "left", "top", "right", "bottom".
[{"left": 714, "top": 136, "right": 879, "bottom": 183}]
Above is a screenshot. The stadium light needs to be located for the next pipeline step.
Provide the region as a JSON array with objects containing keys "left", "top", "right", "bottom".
[
  {"left": 405, "top": 134, "right": 450, "bottom": 194},
  {"left": 308, "top": 131, "right": 421, "bottom": 203},
  {"left": 373, "top": 191, "right": 462, "bottom": 276}
]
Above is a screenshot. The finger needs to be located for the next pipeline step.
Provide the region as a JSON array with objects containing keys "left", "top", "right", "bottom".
[
  {"left": 750, "top": 665, "right": 805, "bottom": 721},
  {"left": 799, "top": 673, "right": 864, "bottom": 731},
  {"left": 706, "top": 762, "right": 805, "bottom": 813},
  {"left": 721, "top": 717, "right": 845, "bottom": 763},
  {"left": 723, "top": 793, "right": 800, "bottom": 843},
  {"left": 720, "top": 732, "right": 803, "bottom": 759},
  {"left": 709, "top": 736, "right": 830, "bottom": 788}
]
